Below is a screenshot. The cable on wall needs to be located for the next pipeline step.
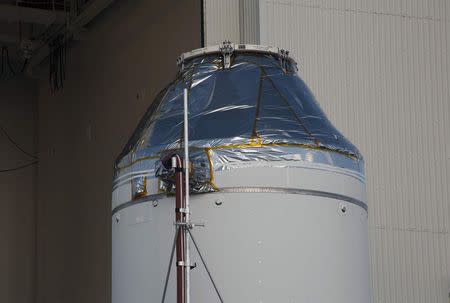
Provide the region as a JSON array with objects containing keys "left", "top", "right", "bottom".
[
  {"left": 0, "top": 160, "right": 37, "bottom": 173},
  {"left": 0, "top": 125, "right": 39, "bottom": 173},
  {"left": 0, "top": 45, "right": 30, "bottom": 80},
  {"left": 0, "top": 126, "right": 39, "bottom": 173},
  {"left": 49, "top": 34, "right": 67, "bottom": 92},
  {"left": 0, "top": 126, "right": 38, "bottom": 159},
  {"left": 1, "top": 46, "right": 17, "bottom": 80}
]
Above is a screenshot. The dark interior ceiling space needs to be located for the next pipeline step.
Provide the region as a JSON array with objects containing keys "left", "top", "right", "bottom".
[
  {"left": 0, "top": 0, "right": 90, "bottom": 11},
  {"left": 0, "top": 0, "right": 113, "bottom": 83}
]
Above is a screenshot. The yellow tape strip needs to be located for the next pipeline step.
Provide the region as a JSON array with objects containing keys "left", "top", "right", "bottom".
[
  {"left": 124, "top": 141, "right": 358, "bottom": 200},
  {"left": 208, "top": 142, "right": 357, "bottom": 159},
  {"left": 205, "top": 148, "right": 219, "bottom": 190},
  {"left": 157, "top": 178, "right": 166, "bottom": 194},
  {"left": 118, "top": 141, "right": 357, "bottom": 172}
]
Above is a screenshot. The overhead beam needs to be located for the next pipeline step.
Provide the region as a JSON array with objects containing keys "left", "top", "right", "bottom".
[
  {"left": 69, "top": 0, "right": 114, "bottom": 29},
  {"left": 0, "top": 4, "right": 66, "bottom": 26},
  {"left": 29, "top": 0, "right": 115, "bottom": 69}
]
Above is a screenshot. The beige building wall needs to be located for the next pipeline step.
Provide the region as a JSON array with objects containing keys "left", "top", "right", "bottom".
[
  {"left": 204, "top": 0, "right": 260, "bottom": 45},
  {"left": 205, "top": 0, "right": 450, "bottom": 302},
  {"left": 0, "top": 76, "right": 37, "bottom": 303},
  {"left": 204, "top": 0, "right": 241, "bottom": 44},
  {"left": 36, "top": 1, "right": 201, "bottom": 302}
]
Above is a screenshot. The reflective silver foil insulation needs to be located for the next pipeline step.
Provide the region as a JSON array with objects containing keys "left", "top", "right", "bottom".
[{"left": 114, "top": 45, "right": 363, "bottom": 198}]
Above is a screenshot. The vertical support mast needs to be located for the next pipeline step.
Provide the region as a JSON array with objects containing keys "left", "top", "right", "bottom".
[
  {"left": 172, "top": 89, "right": 191, "bottom": 303},
  {"left": 173, "top": 155, "right": 185, "bottom": 303},
  {"left": 163, "top": 70, "right": 222, "bottom": 303},
  {"left": 183, "top": 88, "right": 191, "bottom": 303}
]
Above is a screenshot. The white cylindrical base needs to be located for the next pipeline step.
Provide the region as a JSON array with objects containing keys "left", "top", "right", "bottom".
[{"left": 112, "top": 165, "right": 369, "bottom": 303}]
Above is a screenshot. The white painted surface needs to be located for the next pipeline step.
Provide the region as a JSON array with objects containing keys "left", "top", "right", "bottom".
[
  {"left": 203, "top": 0, "right": 450, "bottom": 301},
  {"left": 112, "top": 163, "right": 369, "bottom": 302},
  {"left": 255, "top": 0, "right": 450, "bottom": 302}
]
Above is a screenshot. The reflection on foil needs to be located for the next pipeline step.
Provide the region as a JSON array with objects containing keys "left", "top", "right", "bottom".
[{"left": 113, "top": 51, "right": 363, "bottom": 198}]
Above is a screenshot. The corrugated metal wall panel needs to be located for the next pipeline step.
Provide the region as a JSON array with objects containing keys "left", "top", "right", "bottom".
[
  {"left": 203, "top": 0, "right": 449, "bottom": 301},
  {"left": 204, "top": 0, "right": 240, "bottom": 45},
  {"left": 266, "top": 0, "right": 449, "bottom": 20},
  {"left": 204, "top": 0, "right": 261, "bottom": 45},
  {"left": 370, "top": 228, "right": 449, "bottom": 303},
  {"left": 259, "top": 0, "right": 450, "bottom": 302},
  {"left": 239, "top": 0, "right": 260, "bottom": 44}
]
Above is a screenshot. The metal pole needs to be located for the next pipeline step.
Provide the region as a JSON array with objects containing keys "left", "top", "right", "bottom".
[
  {"left": 183, "top": 88, "right": 191, "bottom": 303},
  {"left": 161, "top": 226, "right": 180, "bottom": 303},
  {"left": 173, "top": 155, "right": 185, "bottom": 303}
]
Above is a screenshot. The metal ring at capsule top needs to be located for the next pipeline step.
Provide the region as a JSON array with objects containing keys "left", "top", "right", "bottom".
[{"left": 176, "top": 42, "right": 297, "bottom": 70}]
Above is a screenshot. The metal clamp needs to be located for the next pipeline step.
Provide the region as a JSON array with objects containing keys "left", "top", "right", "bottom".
[
  {"left": 176, "top": 56, "right": 185, "bottom": 72},
  {"left": 278, "top": 49, "right": 290, "bottom": 71},
  {"left": 174, "top": 221, "right": 205, "bottom": 229},
  {"left": 177, "top": 261, "right": 197, "bottom": 269},
  {"left": 175, "top": 207, "right": 189, "bottom": 214},
  {"left": 219, "top": 40, "right": 234, "bottom": 68}
]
